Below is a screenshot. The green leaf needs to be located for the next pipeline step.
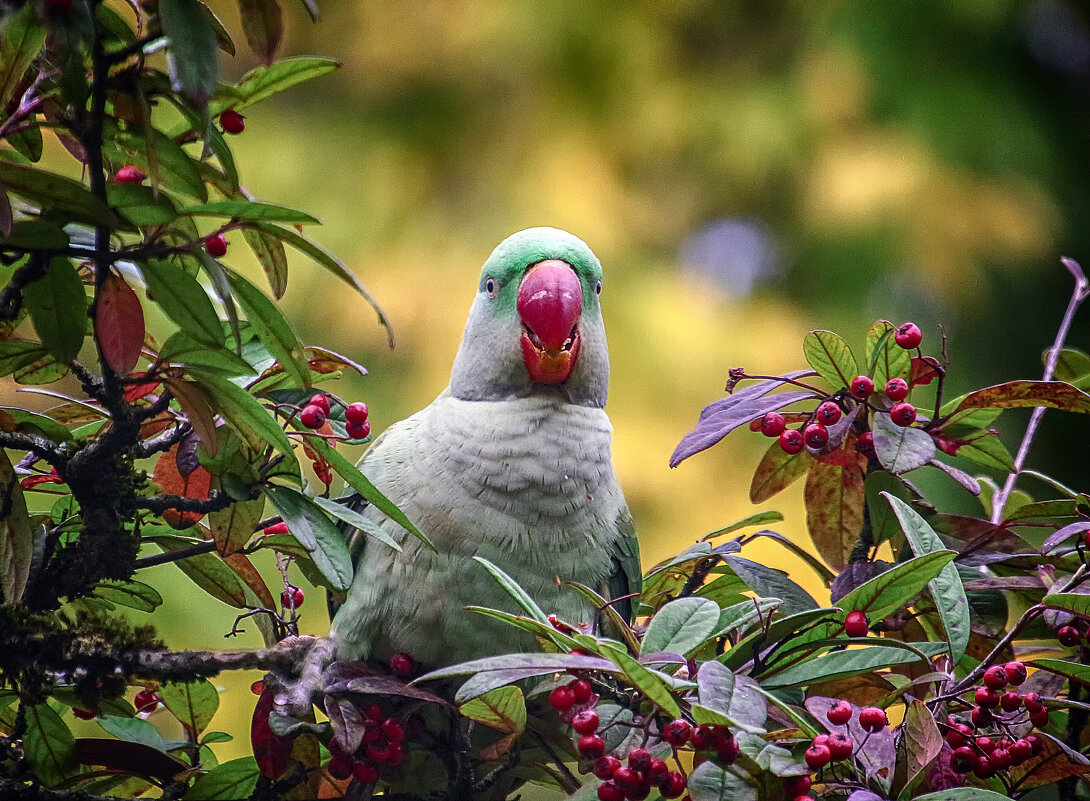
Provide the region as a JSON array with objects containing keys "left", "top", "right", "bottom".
[
  {"left": 865, "top": 470, "right": 915, "bottom": 545},
  {"left": 458, "top": 686, "right": 525, "bottom": 735},
  {"left": 0, "top": 161, "right": 117, "bottom": 226},
  {"left": 687, "top": 760, "right": 757, "bottom": 801},
  {"left": 140, "top": 260, "right": 224, "bottom": 347},
  {"left": 103, "top": 123, "right": 208, "bottom": 201},
  {"left": 242, "top": 226, "right": 288, "bottom": 299},
  {"left": 180, "top": 200, "right": 318, "bottom": 224},
  {"left": 0, "top": 5, "right": 46, "bottom": 111},
  {"left": 1042, "top": 593, "right": 1090, "bottom": 617},
  {"left": 0, "top": 220, "right": 68, "bottom": 250},
  {"left": 158, "top": 332, "right": 255, "bottom": 376},
  {"left": 0, "top": 449, "right": 33, "bottom": 604},
  {"left": 1053, "top": 347, "right": 1090, "bottom": 384},
  {"left": 750, "top": 439, "right": 811, "bottom": 503},
  {"left": 901, "top": 699, "right": 944, "bottom": 795},
  {"left": 697, "top": 660, "right": 767, "bottom": 730},
  {"left": 208, "top": 495, "right": 262, "bottom": 556},
  {"left": 310, "top": 494, "right": 401, "bottom": 552},
  {"left": 186, "top": 369, "right": 296, "bottom": 459},
  {"left": 884, "top": 493, "right": 970, "bottom": 664},
  {"left": 471, "top": 556, "right": 549, "bottom": 624},
  {"left": 183, "top": 756, "right": 259, "bottom": 800},
  {"left": 837, "top": 550, "right": 958, "bottom": 622},
  {"left": 215, "top": 57, "right": 339, "bottom": 112},
  {"left": 93, "top": 579, "right": 163, "bottom": 613},
  {"left": 23, "top": 703, "right": 77, "bottom": 786},
  {"left": 600, "top": 645, "right": 683, "bottom": 717},
  {"left": 224, "top": 270, "right": 309, "bottom": 389},
  {"left": 0, "top": 404, "right": 73, "bottom": 444},
  {"left": 763, "top": 642, "right": 946, "bottom": 688},
  {"left": 803, "top": 329, "right": 858, "bottom": 389},
  {"left": 23, "top": 257, "right": 86, "bottom": 363},
  {"left": 642, "top": 597, "right": 721, "bottom": 656},
  {"left": 106, "top": 183, "right": 178, "bottom": 227},
  {"left": 153, "top": 536, "right": 248, "bottom": 607},
  {"left": 303, "top": 435, "right": 430, "bottom": 549},
  {"left": 1026, "top": 657, "right": 1090, "bottom": 685},
  {"left": 160, "top": 0, "right": 219, "bottom": 104},
  {"left": 0, "top": 340, "right": 48, "bottom": 378},
  {"left": 98, "top": 715, "right": 168, "bottom": 752},
  {"left": 161, "top": 678, "right": 219, "bottom": 736},
  {"left": 955, "top": 433, "right": 1015, "bottom": 472},
  {"left": 722, "top": 555, "right": 818, "bottom": 615},
  {"left": 914, "top": 791, "right": 1017, "bottom": 801},
  {"left": 872, "top": 408, "right": 936, "bottom": 474},
  {"left": 264, "top": 485, "right": 353, "bottom": 592},
  {"left": 237, "top": 0, "right": 283, "bottom": 63},
  {"left": 13, "top": 350, "right": 67, "bottom": 384},
  {"left": 866, "top": 320, "right": 911, "bottom": 386}
]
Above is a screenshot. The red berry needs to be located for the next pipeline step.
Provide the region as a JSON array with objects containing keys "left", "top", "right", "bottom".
[
  {"left": 946, "top": 728, "right": 966, "bottom": 748},
  {"left": 857, "top": 431, "right": 875, "bottom": 456},
  {"left": 114, "top": 166, "right": 146, "bottom": 184},
  {"left": 573, "top": 710, "right": 599, "bottom": 735},
  {"left": 613, "top": 766, "right": 641, "bottom": 788},
  {"left": 1001, "top": 691, "right": 1022, "bottom": 712},
  {"left": 1030, "top": 708, "right": 1050, "bottom": 727},
  {"left": 389, "top": 652, "right": 414, "bottom": 678},
  {"left": 759, "top": 412, "right": 786, "bottom": 437},
  {"left": 220, "top": 109, "right": 246, "bottom": 134},
  {"left": 894, "top": 322, "right": 923, "bottom": 349},
  {"left": 1027, "top": 734, "right": 1043, "bottom": 754},
  {"left": 308, "top": 394, "right": 330, "bottom": 415},
  {"left": 783, "top": 776, "right": 812, "bottom": 796},
  {"left": 569, "top": 678, "right": 593, "bottom": 703},
  {"left": 951, "top": 746, "right": 975, "bottom": 773},
  {"left": 885, "top": 377, "right": 909, "bottom": 401},
  {"left": 804, "top": 743, "right": 831, "bottom": 769},
  {"left": 659, "top": 771, "right": 687, "bottom": 799},
  {"left": 380, "top": 718, "right": 404, "bottom": 741},
  {"left": 844, "top": 610, "right": 868, "bottom": 638},
  {"left": 280, "top": 586, "right": 304, "bottom": 608},
  {"left": 779, "top": 428, "right": 804, "bottom": 454},
  {"left": 627, "top": 748, "right": 651, "bottom": 773},
  {"left": 690, "top": 725, "right": 713, "bottom": 749},
  {"left": 250, "top": 679, "right": 265, "bottom": 695},
  {"left": 550, "top": 685, "right": 575, "bottom": 710},
  {"left": 974, "top": 687, "right": 999, "bottom": 708},
  {"left": 597, "top": 782, "right": 625, "bottom": 801},
  {"left": 983, "top": 665, "right": 1008, "bottom": 690},
  {"left": 975, "top": 736, "right": 995, "bottom": 753},
  {"left": 889, "top": 402, "right": 916, "bottom": 427},
  {"left": 1059, "top": 625, "right": 1081, "bottom": 646},
  {"left": 263, "top": 522, "right": 289, "bottom": 535},
  {"left": 1023, "top": 692, "right": 1043, "bottom": 712},
  {"left": 353, "top": 761, "right": 380, "bottom": 783},
  {"left": 973, "top": 755, "right": 994, "bottom": 779},
  {"left": 327, "top": 754, "right": 353, "bottom": 779},
  {"left": 803, "top": 422, "right": 829, "bottom": 449},
  {"left": 345, "top": 401, "right": 370, "bottom": 424},
  {"left": 1010, "top": 738, "right": 1034, "bottom": 762},
  {"left": 73, "top": 707, "right": 95, "bottom": 720},
  {"left": 859, "top": 707, "right": 887, "bottom": 732},
  {"left": 134, "top": 689, "right": 159, "bottom": 712},
  {"left": 346, "top": 420, "right": 371, "bottom": 440},
  {"left": 663, "top": 718, "right": 691, "bottom": 746},
  {"left": 850, "top": 375, "right": 875, "bottom": 399},
  {"left": 594, "top": 755, "right": 621, "bottom": 779},
  {"left": 972, "top": 706, "right": 993, "bottom": 727},
  {"left": 827, "top": 700, "right": 853, "bottom": 726},
  {"left": 204, "top": 234, "right": 228, "bottom": 258},
  {"left": 990, "top": 748, "right": 1012, "bottom": 770},
  {"left": 827, "top": 732, "right": 853, "bottom": 760},
  {"left": 646, "top": 758, "right": 669, "bottom": 784},
  {"left": 816, "top": 401, "right": 842, "bottom": 425},
  {"left": 299, "top": 404, "right": 325, "bottom": 429}
]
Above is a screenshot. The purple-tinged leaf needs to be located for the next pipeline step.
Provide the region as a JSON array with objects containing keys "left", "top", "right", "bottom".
[
  {"left": 928, "top": 459, "right": 981, "bottom": 496},
  {"left": 903, "top": 699, "right": 944, "bottom": 792},
  {"left": 323, "top": 663, "right": 450, "bottom": 706},
  {"left": 672, "top": 390, "right": 812, "bottom": 467},
  {"left": 454, "top": 668, "right": 559, "bottom": 703},
  {"left": 830, "top": 561, "right": 893, "bottom": 605},
  {"left": 1041, "top": 521, "right": 1090, "bottom": 555},
  {"left": 872, "top": 409, "right": 935, "bottom": 474},
  {"left": 238, "top": 0, "right": 283, "bottom": 65},
  {"left": 324, "top": 695, "right": 365, "bottom": 754}
]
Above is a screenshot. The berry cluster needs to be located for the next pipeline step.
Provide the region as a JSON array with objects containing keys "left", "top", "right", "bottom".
[
  {"left": 753, "top": 321, "right": 925, "bottom": 456},
  {"left": 592, "top": 746, "right": 687, "bottom": 800},
  {"left": 299, "top": 393, "right": 371, "bottom": 440},
  {"left": 803, "top": 705, "right": 887, "bottom": 774},
  {"left": 946, "top": 661, "right": 1045, "bottom": 778},
  {"left": 327, "top": 706, "right": 406, "bottom": 784}
]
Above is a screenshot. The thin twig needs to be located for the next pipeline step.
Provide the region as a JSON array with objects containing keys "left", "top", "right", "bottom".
[{"left": 991, "top": 258, "right": 1090, "bottom": 524}]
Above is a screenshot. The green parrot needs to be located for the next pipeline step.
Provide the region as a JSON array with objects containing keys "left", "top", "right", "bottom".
[{"left": 330, "top": 227, "right": 640, "bottom": 667}]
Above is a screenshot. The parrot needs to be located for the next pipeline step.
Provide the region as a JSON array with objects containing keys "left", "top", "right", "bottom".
[{"left": 329, "top": 227, "right": 640, "bottom": 667}]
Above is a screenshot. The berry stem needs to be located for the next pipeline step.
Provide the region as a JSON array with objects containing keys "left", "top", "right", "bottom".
[
  {"left": 729, "top": 371, "right": 828, "bottom": 397},
  {"left": 991, "top": 258, "right": 1090, "bottom": 525}
]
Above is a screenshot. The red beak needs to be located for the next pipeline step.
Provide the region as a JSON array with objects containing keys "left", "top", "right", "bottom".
[{"left": 516, "top": 259, "right": 582, "bottom": 384}]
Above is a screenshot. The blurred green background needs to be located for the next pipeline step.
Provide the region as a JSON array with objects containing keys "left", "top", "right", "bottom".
[{"left": 52, "top": 0, "right": 1090, "bottom": 770}]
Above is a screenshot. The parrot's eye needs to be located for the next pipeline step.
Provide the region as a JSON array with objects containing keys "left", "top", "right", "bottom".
[
  {"left": 595, "top": 280, "right": 602, "bottom": 297},
  {"left": 485, "top": 277, "right": 497, "bottom": 298}
]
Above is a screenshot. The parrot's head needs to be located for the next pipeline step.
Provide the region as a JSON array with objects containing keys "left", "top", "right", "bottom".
[{"left": 450, "top": 227, "right": 609, "bottom": 407}]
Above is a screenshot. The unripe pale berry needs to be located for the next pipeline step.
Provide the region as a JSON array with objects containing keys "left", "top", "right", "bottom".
[
  {"left": 779, "top": 428, "right": 804, "bottom": 455},
  {"left": 804, "top": 743, "right": 831, "bottom": 769},
  {"left": 889, "top": 402, "right": 916, "bottom": 427},
  {"left": 844, "top": 610, "right": 868, "bottom": 638},
  {"left": 859, "top": 707, "right": 887, "bottom": 732},
  {"left": 815, "top": 401, "right": 842, "bottom": 425},
  {"left": 885, "top": 377, "right": 909, "bottom": 401},
  {"left": 346, "top": 402, "right": 370, "bottom": 424},
  {"left": 827, "top": 699, "right": 853, "bottom": 725},
  {"left": 803, "top": 422, "right": 829, "bottom": 449},
  {"left": 204, "top": 234, "right": 228, "bottom": 258},
  {"left": 983, "top": 665, "right": 1008, "bottom": 690},
  {"left": 759, "top": 412, "right": 786, "bottom": 437},
  {"left": 894, "top": 322, "right": 923, "bottom": 349},
  {"left": 299, "top": 404, "right": 325, "bottom": 429},
  {"left": 850, "top": 375, "right": 875, "bottom": 399},
  {"left": 572, "top": 710, "right": 599, "bottom": 735},
  {"left": 220, "top": 109, "right": 246, "bottom": 134}
]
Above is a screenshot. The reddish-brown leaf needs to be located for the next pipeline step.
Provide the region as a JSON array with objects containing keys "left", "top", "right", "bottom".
[
  {"left": 251, "top": 686, "right": 294, "bottom": 779},
  {"left": 804, "top": 452, "right": 866, "bottom": 571},
  {"left": 96, "top": 272, "right": 144, "bottom": 376},
  {"left": 224, "top": 552, "right": 275, "bottom": 609},
  {"left": 153, "top": 442, "right": 211, "bottom": 529},
  {"left": 123, "top": 371, "right": 161, "bottom": 402},
  {"left": 164, "top": 377, "right": 219, "bottom": 456},
  {"left": 910, "top": 356, "right": 942, "bottom": 386},
  {"left": 750, "top": 439, "right": 811, "bottom": 503},
  {"left": 953, "top": 380, "right": 1090, "bottom": 414}
]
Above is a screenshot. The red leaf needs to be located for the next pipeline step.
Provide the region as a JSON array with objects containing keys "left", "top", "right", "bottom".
[
  {"left": 252, "top": 686, "right": 294, "bottom": 779},
  {"left": 96, "top": 272, "right": 145, "bottom": 376},
  {"left": 153, "top": 442, "right": 211, "bottom": 528},
  {"left": 123, "top": 371, "right": 161, "bottom": 402}
]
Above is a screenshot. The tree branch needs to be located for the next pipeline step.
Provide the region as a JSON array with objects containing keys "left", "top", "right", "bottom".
[{"left": 134, "top": 489, "right": 236, "bottom": 515}]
